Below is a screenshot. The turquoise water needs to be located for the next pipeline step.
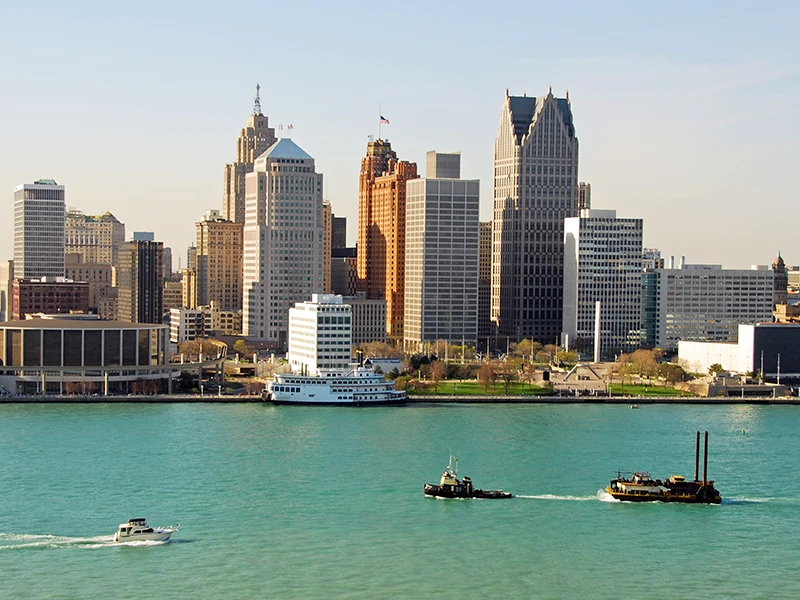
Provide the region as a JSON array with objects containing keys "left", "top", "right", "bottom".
[{"left": 1, "top": 403, "right": 798, "bottom": 599}]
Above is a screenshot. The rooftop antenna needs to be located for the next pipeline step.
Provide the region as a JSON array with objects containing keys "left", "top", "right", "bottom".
[{"left": 254, "top": 83, "right": 262, "bottom": 115}]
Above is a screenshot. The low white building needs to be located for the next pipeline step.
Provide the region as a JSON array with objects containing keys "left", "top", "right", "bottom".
[
  {"left": 678, "top": 323, "right": 800, "bottom": 383},
  {"left": 170, "top": 303, "right": 242, "bottom": 344},
  {"left": 288, "top": 294, "right": 352, "bottom": 375}
]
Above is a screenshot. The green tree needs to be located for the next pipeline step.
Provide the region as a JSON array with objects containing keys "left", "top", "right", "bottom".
[{"left": 708, "top": 363, "right": 725, "bottom": 376}]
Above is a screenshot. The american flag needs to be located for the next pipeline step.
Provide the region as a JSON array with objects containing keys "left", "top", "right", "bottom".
[{"left": 379, "top": 115, "right": 390, "bottom": 124}]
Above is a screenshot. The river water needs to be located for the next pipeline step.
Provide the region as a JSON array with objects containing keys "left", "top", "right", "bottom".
[{"left": 0, "top": 402, "right": 796, "bottom": 599}]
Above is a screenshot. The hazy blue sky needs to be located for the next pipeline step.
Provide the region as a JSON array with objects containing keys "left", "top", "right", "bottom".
[{"left": 2, "top": 1, "right": 798, "bottom": 269}]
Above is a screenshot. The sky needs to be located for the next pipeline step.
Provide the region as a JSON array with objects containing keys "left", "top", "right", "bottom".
[{"left": 1, "top": 1, "right": 798, "bottom": 270}]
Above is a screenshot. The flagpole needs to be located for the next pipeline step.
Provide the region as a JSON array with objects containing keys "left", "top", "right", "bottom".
[{"left": 378, "top": 102, "right": 381, "bottom": 140}]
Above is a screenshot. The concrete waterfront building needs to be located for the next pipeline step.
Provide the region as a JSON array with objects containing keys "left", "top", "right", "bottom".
[
  {"left": 223, "top": 84, "right": 277, "bottom": 223},
  {"left": 242, "top": 138, "right": 324, "bottom": 345},
  {"left": 577, "top": 182, "right": 591, "bottom": 210},
  {"left": 0, "top": 319, "right": 169, "bottom": 395},
  {"left": 14, "top": 179, "right": 66, "bottom": 279},
  {"left": 65, "top": 210, "right": 125, "bottom": 266},
  {"left": 288, "top": 294, "right": 352, "bottom": 375},
  {"left": 343, "top": 292, "right": 386, "bottom": 345},
  {"left": 562, "top": 209, "right": 643, "bottom": 359},
  {"left": 64, "top": 254, "right": 113, "bottom": 311},
  {"left": 404, "top": 153, "right": 479, "bottom": 352},
  {"left": 117, "top": 240, "right": 164, "bottom": 324},
  {"left": 195, "top": 209, "right": 243, "bottom": 310},
  {"left": 679, "top": 323, "right": 800, "bottom": 384},
  {"left": 11, "top": 278, "right": 90, "bottom": 320},
  {"left": 492, "top": 89, "right": 579, "bottom": 344},
  {"left": 641, "top": 261, "right": 775, "bottom": 351},
  {"left": 356, "top": 139, "right": 418, "bottom": 341},
  {"left": 478, "top": 222, "right": 492, "bottom": 341}
]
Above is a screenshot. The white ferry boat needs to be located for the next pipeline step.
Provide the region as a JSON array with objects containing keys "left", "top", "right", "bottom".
[{"left": 265, "top": 363, "right": 406, "bottom": 406}]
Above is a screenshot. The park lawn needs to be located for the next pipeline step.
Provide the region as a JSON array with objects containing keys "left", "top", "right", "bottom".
[
  {"left": 608, "top": 383, "right": 689, "bottom": 396},
  {"left": 408, "top": 380, "right": 552, "bottom": 396}
]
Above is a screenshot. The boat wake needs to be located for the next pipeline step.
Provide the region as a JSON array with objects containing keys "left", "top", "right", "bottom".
[
  {"left": 596, "top": 489, "right": 620, "bottom": 502},
  {"left": 0, "top": 532, "right": 170, "bottom": 550},
  {"left": 721, "top": 497, "right": 773, "bottom": 505},
  {"left": 516, "top": 493, "right": 598, "bottom": 502}
]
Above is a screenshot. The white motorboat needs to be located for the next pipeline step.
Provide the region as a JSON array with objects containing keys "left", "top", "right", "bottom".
[{"left": 113, "top": 518, "right": 178, "bottom": 542}]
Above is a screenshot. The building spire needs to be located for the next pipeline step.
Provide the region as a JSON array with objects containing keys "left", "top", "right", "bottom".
[{"left": 253, "top": 83, "right": 262, "bottom": 115}]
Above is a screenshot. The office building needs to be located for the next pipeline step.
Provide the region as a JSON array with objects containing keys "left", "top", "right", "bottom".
[
  {"left": 331, "top": 247, "right": 357, "bottom": 296},
  {"left": 356, "top": 139, "right": 418, "bottom": 341},
  {"left": 287, "top": 294, "right": 352, "bottom": 375},
  {"left": 578, "top": 182, "right": 591, "bottom": 210},
  {"left": 426, "top": 150, "right": 461, "bottom": 178},
  {"left": 332, "top": 216, "right": 347, "bottom": 249},
  {"left": 0, "top": 260, "right": 14, "bottom": 322},
  {"left": 562, "top": 209, "right": 643, "bottom": 359},
  {"left": 323, "top": 200, "right": 332, "bottom": 293},
  {"left": 14, "top": 179, "right": 66, "bottom": 279},
  {"left": 344, "top": 292, "right": 387, "bottom": 345},
  {"left": 65, "top": 211, "right": 125, "bottom": 266},
  {"left": 223, "top": 85, "right": 277, "bottom": 223},
  {"left": 478, "top": 221, "right": 492, "bottom": 341},
  {"left": 117, "top": 240, "right": 164, "bottom": 324},
  {"left": 492, "top": 89, "right": 579, "bottom": 344},
  {"left": 163, "top": 281, "right": 183, "bottom": 311},
  {"left": 11, "top": 278, "right": 90, "bottom": 320},
  {"left": 133, "top": 232, "right": 155, "bottom": 242},
  {"left": 196, "top": 209, "right": 243, "bottom": 310},
  {"left": 641, "top": 261, "right": 775, "bottom": 351},
  {"left": 163, "top": 247, "right": 172, "bottom": 279},
  {"left": 242, "top": 138, "right": 324, "bottom": 345},
  {"left": 64, "top": 254, "right": 113, "bottom": 310},
  {"left": 404, "top": 153, "right": 479, "bottom": 352}
]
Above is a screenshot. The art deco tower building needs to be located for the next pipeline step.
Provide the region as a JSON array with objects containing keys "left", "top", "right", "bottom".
[
  {"left": 223, "top": 85, "right": 277, "bottom": 223},
  {"left": 356, "top": 139, "right": 417, "bottom": 341},
  {"left": 242, "top": 139, "right": 324, "bottom": 344},
  {"left": 492, "top": 89, "right": 579, "bottom": 344}
]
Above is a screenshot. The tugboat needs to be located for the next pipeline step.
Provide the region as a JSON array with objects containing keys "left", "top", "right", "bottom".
[
  {"left": 605, "top": 431, "right": 722, "bottom": 504},
  {"left": 424, "top": 456, "right": 512, "bottom": 499}
]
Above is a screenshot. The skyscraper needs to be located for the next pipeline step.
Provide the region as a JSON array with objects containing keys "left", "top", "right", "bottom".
[
  {"left": 404, "top": 152, "right": 479, "bottom": 352},
  {"left": 562, "top": 209, "right": 643, "bottom": 359},
  {"left": 492, "top": 89, "right": 579, "bottom": 344},
  {"left": 478, "top": 221, "right": 492, "bottom": 341},
  {"left": 323, "top": 200, "right": 332, "bottom": 293},
  {"left": 118, "top": 240, "right": 164, "bottom": 324},
  {"left": 223, "top": 85, "right": 277, "bottom": 223},
  {"left": 195, "top": 209, "right": 243, "bottom": 310},
  {"left": 356, "top": 139, "right": 418, "bottom": 341},
  {"left": 14, "top": 179, "right": 66, "bottom": 279},
  {"left": 242, "top": 138, "right": 324, "bottom": 344},
  {"left": 65, "top": 210, "right": 125, "bottom": 266}
]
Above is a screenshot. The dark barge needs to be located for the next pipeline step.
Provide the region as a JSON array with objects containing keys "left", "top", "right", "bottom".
[{"left": 605, "top": 431, "right": 722, "bottom": 504}]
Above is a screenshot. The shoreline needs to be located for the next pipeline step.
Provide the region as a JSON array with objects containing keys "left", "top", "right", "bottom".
[{"left": 0, "top": 394, "right": 798, "bottom": 405}]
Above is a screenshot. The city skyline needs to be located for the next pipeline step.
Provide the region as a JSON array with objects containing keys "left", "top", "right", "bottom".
[{"left": 1, "top": 2, "right": 798, "bottom": 269}]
